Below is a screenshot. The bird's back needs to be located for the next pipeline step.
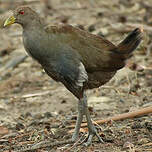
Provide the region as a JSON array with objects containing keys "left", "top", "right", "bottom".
[
  {"left": 45, "top": 24, "right": 142, "bottom": 89},
  {"left": 45, "top": 24, "right": 125, "bottom": 73}
]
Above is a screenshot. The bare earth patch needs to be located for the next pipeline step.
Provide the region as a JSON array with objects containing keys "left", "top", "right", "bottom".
[{"left": 0, "top": 0, "right": 152, "bottom": 151}]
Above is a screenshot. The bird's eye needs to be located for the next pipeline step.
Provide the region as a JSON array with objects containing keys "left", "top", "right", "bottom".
[{"left": 19, "top": 10, "right": 24, "bottom": 15}]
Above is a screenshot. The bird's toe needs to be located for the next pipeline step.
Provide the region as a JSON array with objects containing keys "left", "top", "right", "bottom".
[{"left": 83, "top": 129, "right": 104, "bottom": 146}]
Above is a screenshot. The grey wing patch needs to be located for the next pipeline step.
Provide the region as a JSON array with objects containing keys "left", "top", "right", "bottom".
[
  {"left": 75, "top": 62, "right": 88, "bottom": 87},
  {"left": 42, "top": 51, "right": 88, "bottom": 99},
  {"left": 60, "top": 60, "right": 88, "bottom": 99}
]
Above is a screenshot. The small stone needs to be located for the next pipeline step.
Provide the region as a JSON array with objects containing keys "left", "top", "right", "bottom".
[
  {"left": 119, "top": 16, "right": 127, "bottom": 23},
  {"left": 15, "top": 122, "right": 25, "bottom": 130},
  {"left": 88, "top": 24, "right": 95, "bottom": 32},
  {"left": 44, "top": 112, "right": 52, "bottom": 118},
  {"left": 61, "top": 99, "right": 67, "bottom": 104},
  {"left": 76, "top": 24, "right": 85, "bottom": 30},
  {"left": 97, "top": 12, "right": 103, "bottom": 17}
]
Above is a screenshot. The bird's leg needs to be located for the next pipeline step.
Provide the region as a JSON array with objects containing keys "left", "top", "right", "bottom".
[
  {"left": 83, "top": 93, "right": 104, "bottom": 146},
  {"left": 72, "top": 98, "right": 85, "bottom": 142}
]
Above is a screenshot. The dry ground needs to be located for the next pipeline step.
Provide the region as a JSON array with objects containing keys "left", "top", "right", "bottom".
[{"left": 0, "top": 0, "right": 152, "bottom": 151}]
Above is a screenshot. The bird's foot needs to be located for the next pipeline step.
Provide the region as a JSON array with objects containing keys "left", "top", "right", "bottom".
[
  {"left": 83, "top": 127, "right": 104, "bottom": 146},
  {"left": 71, "top": 127, "right": 103, "bottom": 146}
]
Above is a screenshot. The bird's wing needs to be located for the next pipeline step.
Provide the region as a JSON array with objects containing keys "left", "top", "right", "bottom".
[
  {"left": 44, "top": 24, "right": 126, "bottom": 72},
  {"left": 42, "top": 47, "right": 88, "bottom": 98}
]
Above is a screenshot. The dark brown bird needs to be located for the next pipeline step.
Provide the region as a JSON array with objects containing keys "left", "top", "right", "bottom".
[{"left": 4, "top": 6, "right": 143, "bottom": 146}]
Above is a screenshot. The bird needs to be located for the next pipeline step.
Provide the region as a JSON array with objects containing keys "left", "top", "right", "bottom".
[{"left": 4, "top": 6, "right": 143, "bottom": 146}]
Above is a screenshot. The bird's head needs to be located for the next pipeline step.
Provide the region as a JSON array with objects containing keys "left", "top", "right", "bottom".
[{"left": 4, "top": 6, "right": 40, "bottom": 28}]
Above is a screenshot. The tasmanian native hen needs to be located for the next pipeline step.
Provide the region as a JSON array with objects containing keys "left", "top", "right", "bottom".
[{"left": 4, "top": 6, "right": 143, "bottom": 146}]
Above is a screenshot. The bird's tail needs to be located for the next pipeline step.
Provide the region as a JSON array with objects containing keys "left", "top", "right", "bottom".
[
  {"left": 116, "top": 28, "right": 143, "bottom": 57},
  {"left": 107, "top": 28, "right": 143, "bottom": 71}
]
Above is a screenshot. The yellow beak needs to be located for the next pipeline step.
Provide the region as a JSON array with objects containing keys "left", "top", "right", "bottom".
[{"left": 4, "top": 16, "right": 16, "bottom": 27}]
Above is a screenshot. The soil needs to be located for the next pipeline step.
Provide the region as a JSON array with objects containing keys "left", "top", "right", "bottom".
[{"left": 0, "top": 0, "right": 152, "bottom": 151}]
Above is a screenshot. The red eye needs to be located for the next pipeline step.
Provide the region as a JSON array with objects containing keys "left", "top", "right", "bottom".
[{"left": 19, "top": 10, "right": 24, "bottom": 15}]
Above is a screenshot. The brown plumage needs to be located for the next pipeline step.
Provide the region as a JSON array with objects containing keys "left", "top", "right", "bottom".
[
  {"left": 4, "top": 6, "right": 143, "bottom": 146},
  {"left": 45, "top": 24, "right": 142, "bottom": 90}
]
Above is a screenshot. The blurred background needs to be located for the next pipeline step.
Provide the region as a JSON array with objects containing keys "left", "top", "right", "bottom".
[{"left": 0, "top": 0, "right": 152, "bottom": 151}]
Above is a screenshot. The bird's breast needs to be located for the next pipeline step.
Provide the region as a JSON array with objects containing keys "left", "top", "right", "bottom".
[{"left": 23, "top": 31, "right": 50, "bottom": 62}]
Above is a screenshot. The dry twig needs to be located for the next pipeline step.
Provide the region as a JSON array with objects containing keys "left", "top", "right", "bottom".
[{"left": 68, "top": 106, "right": 152, "bottom": 129}]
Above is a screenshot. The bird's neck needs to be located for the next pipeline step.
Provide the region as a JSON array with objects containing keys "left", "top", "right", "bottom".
[
  {"left": 22, "top": 22, "right": 48, "bottom": 62},
  {"left": 23, "top": 21, "right": 46, "bottom": 41},
  {"left": 22, "top": 19, "right": 44, "bottom": 31}
]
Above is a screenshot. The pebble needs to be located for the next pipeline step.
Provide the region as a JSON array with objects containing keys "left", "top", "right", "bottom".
[
  {"left": 88, "top": 24, "right": 95, "bottom": 32},
  {"left": 15, "top": 122, "right": 25, "bottom": 130},
  {"left": 44, "top": 112, "right": 53, "bottom": 118}
]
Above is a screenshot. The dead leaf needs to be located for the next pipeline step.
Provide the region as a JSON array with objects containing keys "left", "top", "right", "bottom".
[{"left": 0, "top": 126, "right": 9, "bottom": 136}]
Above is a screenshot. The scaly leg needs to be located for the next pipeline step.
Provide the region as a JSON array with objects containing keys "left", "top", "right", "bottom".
[
  {"left": 72, "top": 93, "right": 103, "bottom": 145},
  {"left": 83, "top": 93, "right": 104, "bottom": 146},
  {"left": 72, "top": 98, "right": 85, "bottom": 141}
]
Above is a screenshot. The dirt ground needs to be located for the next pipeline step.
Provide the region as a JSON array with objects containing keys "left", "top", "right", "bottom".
[{"left": 0, "top": 0, "right": 152, "bottom": 151}]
